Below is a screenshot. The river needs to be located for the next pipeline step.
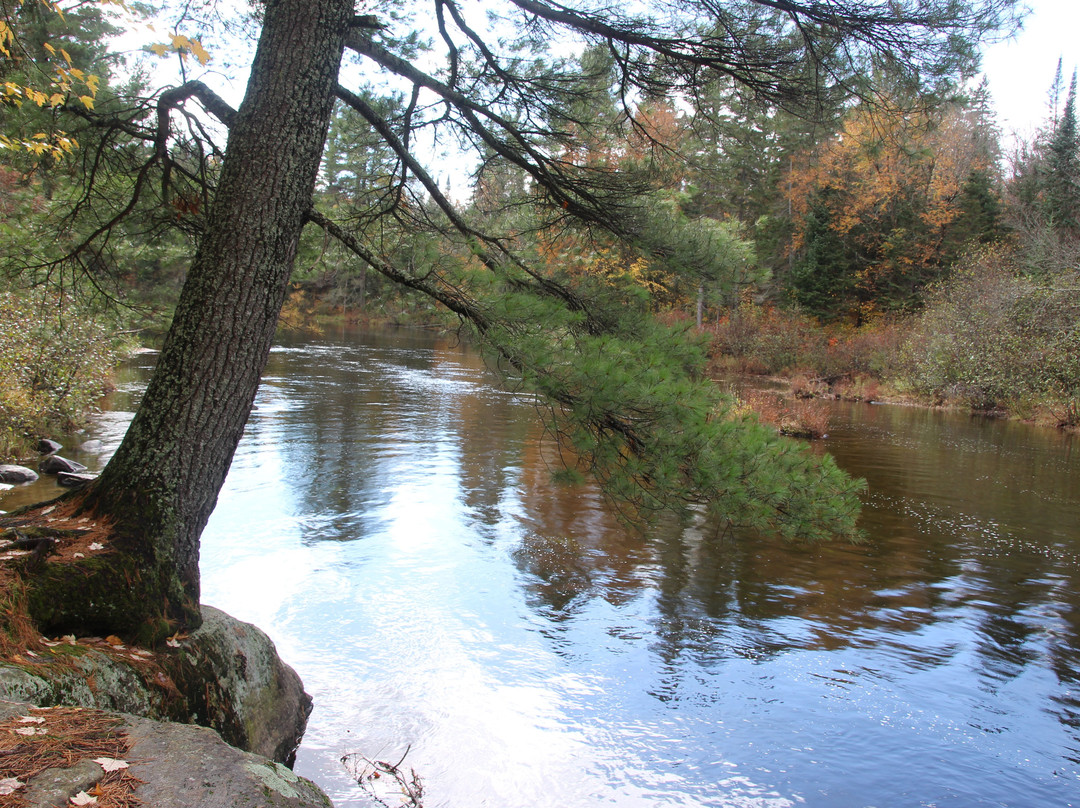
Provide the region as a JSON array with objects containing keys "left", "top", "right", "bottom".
[{"left": 2, "top": 327, "right": 1078, "bottom": 807}]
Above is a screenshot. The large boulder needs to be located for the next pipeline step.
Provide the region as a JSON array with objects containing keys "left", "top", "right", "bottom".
[
  {"left": 0, "top": 700, "right": 334, "bottom": 808},
  {"left": 165, "top": 605, "right": 313, "bottom": 764},
  {"left": 0, "top": 605, "right": 311, "bottom": 765},
  {"left": 0, "top": 464, "right": 38, "bottom": 484},
  {"left": 38, "top": 455, "right": 87, "bottom": 475},
  {"left": 124, "top": 715, "right": 333, "bottom": 808},
  {"left": 0, "top": 645, "right": 172, "bottom": 718}
]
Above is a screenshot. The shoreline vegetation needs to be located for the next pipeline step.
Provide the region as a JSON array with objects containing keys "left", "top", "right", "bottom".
[
  {"left": 276, "top": 250, "right": 1080, "bottom": 442},
  {"left": 4, "top": 250, "right": 1076, "bottom": 469}
]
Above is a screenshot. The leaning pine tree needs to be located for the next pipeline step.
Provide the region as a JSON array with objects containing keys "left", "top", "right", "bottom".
[{"left": 4, "top": 0, "right": 1020, "bottom": 642}]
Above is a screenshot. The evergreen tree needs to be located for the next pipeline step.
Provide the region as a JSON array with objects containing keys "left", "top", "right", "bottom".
[
  {"left": 1044, "top": 70, "right": 1080, "bottom": 233},
  {"left": 787, "top": 193, "right": 859, "bottom": 321},
  {"left": 2, "top": 0, "right": 1023, "bottom": 640}
]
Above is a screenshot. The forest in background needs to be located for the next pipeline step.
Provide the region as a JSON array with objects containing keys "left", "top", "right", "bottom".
[{"left": 1, "top": 0, "right": 1078, "bottom": 465}]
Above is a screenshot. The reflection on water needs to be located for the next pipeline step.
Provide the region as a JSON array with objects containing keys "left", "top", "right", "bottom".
[{"left": 3, "top": 328, "right": 1078, "bottom": 807}]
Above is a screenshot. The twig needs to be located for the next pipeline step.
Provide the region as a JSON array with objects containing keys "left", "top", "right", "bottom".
[{"left": 341, "top": 744, "right": 424, "bottom": 807}]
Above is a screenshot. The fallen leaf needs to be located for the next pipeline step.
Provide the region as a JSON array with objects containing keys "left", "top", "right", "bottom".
[
  {"left": 94, "top": 757, "right": 129, "bottom": 772},
  {"left": 14, "top": 726, "right": 47, "bottom": 735},
  {"left": 70, "top": 791, "right": 98, "bottom": 805},
  {"left": 17, "top": 716, "right": 45, "bottom": 724},
  {"left": 73, "top": 552, "right": 85, "bottom": 558},
  {"left": 105, "top": 635, "right": 125, "bottom": 648},
  {"left": 26, "top": 650, "right": 38, "bottom": 657},
  {"left": 0, "top": 778, "right": 25, "bottom": 796},
  {"left": 165, "top": 638, "right": 181, "bottom": 648},
  {"left": 63, "top": 634, "right": 77, "bottom": 645},
  {"left": 41, "top": 505, "right": 55, "bottom": 515},
  {"left": 41, "top": 638, "right": 59, "bottom": 647},
  {"left": 88, "top": 542, "right": 104, "bottom": 551}
]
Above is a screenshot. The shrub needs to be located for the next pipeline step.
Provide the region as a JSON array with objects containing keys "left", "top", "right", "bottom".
[
  {"left": 738, "top": 388, "right": 832, "bottom": 439},
  {"left": 0, "top": 290, "right": 118, "bottom": 460},
  {"left": 708, "top": 303, "right": 828, "bottom": 375},
  {"left": 898, "top": 246, "right": 1080, "bottom": 411},
  {"left": 708, "top": 301, "right": 904, "bottom": 385}
]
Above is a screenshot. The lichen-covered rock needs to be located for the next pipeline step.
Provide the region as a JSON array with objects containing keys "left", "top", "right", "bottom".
[
  {"left": 164, "top": 605, "right": 312, "bottom": 764},
  {"left": 0, "top": 647, "right": 170, "bottom": 717},
  {"left": 0, "top": 701, "right": 335, "bottom": 808},
  {"left": 124, "top": 713, "right": 334, "bottom": 808},
  {"left": 0, "top": 605, "right": 311, "bottom": 765}
]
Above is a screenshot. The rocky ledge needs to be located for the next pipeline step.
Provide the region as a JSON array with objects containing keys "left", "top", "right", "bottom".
[{"left": 0, "top": 606, "right": 335, "bottom": 807}]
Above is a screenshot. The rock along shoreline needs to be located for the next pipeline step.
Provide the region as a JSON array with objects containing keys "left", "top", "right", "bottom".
[{"left": 0, "top": 605, "right": 336, "bottom": 807}]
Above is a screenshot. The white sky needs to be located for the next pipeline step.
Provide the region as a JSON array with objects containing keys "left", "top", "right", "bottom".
[{"left": 980, "top": 0, "right": 1080, "bottom": 140}]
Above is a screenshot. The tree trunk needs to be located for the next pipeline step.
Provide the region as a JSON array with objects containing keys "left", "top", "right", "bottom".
[{"left": 29, "top": 0, "right": 353, "bottom": 642}]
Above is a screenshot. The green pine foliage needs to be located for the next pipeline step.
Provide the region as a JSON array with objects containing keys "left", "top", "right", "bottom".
[
  {"left": 1045, "top": 71, "right": 1080, "bottom": 233},
  {"left": 787, "top": 195, "right": 859, "bottom": 322},
  {"left": 470, "top": 275, "right": 866, "bottom": 542}
]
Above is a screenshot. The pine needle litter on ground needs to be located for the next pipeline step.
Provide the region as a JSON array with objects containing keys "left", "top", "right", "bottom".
[{"left": 0, "top": 706, "right": 142, "bottom": 807}]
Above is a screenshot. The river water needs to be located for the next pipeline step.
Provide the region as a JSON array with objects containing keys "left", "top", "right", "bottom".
[{"left": 3, "top": 327, "right": 1078, "bottom": 807}]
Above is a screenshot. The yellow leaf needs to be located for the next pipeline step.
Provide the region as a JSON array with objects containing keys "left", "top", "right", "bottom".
[
  {"left": 79, "top": 95, "right": 94, "bottom": 110},
  {"left": 60, "top": 48, "right": 73, "bottom": 66},
  {"left": 42, "top": 41, "right": 56, "bottom": 56},
  {"left": 149, "top": 43, "right": 169, "bottom": 57},
  {"left": 170, "top": 34, "right": 192, "bottom": 50},
  {"left": 32, "top": 133, "right": 48, "bottom": 140},
  {"left": 190, "top": 39, "right": 210, "bottom": 65}
]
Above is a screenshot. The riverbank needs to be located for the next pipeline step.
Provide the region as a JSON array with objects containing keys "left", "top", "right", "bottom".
[
  {"left": 0, "top": 498, "right": 332, "bottom": 806},
  {"left": 704, "top": 286, "right": 1080, "bottom": 436},
  {"left": 0, "top": 602, "right": 333, "bottom": 806}
]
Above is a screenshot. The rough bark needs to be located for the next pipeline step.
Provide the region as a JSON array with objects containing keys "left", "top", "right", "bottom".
[{"left": 31, "top": 0, "right": 354, "bottom": 640}]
